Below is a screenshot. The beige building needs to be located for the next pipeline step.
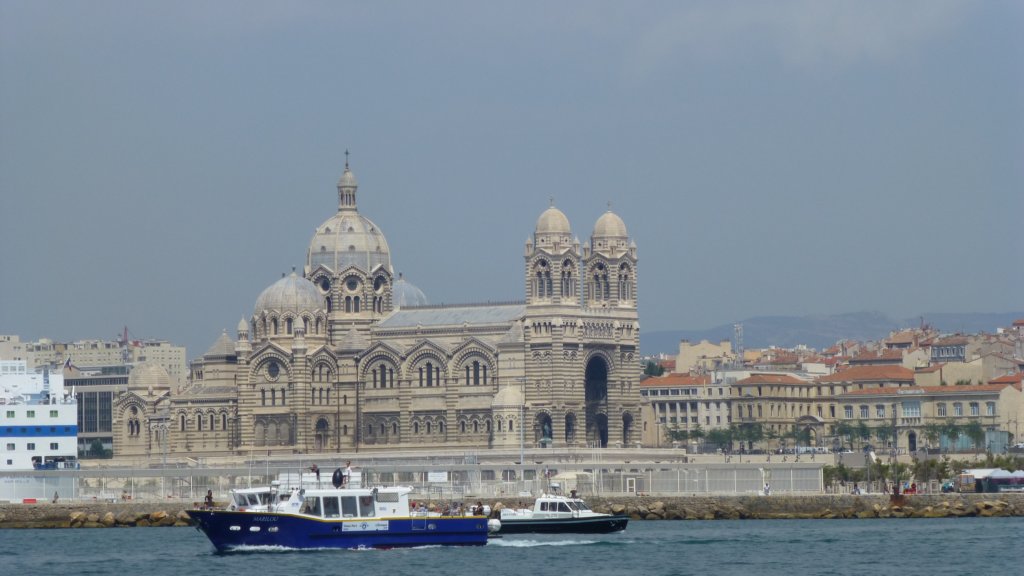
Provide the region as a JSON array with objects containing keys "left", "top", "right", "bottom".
[
  {"left": 114, "top": 163, "right": 642, "bottom": 459},
  {"left": 639, "top": 373, "right": 732, "bottom": 447},
  {"left": 676, "top": 339, "right": 736, "bottom": 373},
  {"left": 835, "top": 380, "right": 1022, "bottom": 452},
  {"left": 913, "top": 353, "right": 1020, "bottom": 387},
  {"left": 729, "top": 365, "right": 917, "bottom": 448}
]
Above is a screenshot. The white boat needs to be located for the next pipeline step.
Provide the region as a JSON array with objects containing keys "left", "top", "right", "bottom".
[{"left": 498, "top": 492, "right": 628, "bottom": 534}]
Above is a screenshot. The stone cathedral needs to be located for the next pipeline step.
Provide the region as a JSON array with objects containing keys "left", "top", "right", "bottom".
[{"left": 113, "top": 161, "right": 641, "bottom": 458}]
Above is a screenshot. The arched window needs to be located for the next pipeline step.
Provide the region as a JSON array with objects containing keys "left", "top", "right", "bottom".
[
  {"left": 426, "top": 362, "right": 434, "bottom": 387},
  {"left": 426, "top": 422, "right": 432, "bottom": 434},
  {"left": 221, "top": 414, "right": 227, "bottom": 431},
  {"left": 209, "top": 413, "right": 215, "bottom": 430},
  {"left": 271, "top": 389, "right": 276, "bottom": 406},
  {"left": 272, "top": 318, "right": 278, "bottom": 334},
  {"left": 353, "top": 296, "right": 360, "bottom": 313},
  {"left": 414, "top": 422, "right": 420, "bottom": 434},
  {"left": 286, "top": 318, "right": 293, "bottom": 334},
  {"left": 281, "top": 389, "right": 286, "bottom": 406},
  {"left": 180, "top": 414, "right": 185, "bottom": 431},
  {"left": 197, "top": 415, "right": 203, "bottom": 431},
  {"left": 473, "top": 421, "right": 479, "bottom": 434},
  {"left": 460, "top": 421, "right": 466, "bottom": 433},
  {"left": 392, "top": 422, "right": 398, "bottom": 436}
]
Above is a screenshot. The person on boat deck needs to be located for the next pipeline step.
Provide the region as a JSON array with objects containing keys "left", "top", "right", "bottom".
[
  {"left": 204, "top": 490, "right": 214, "bottom": 509},
  {"left": 473, "top": 501, "right": 484, "bottom": 516},
  {"left": 310, "top": 463, "right": 320, "bottom": 484},
  {"left": 342, "top": 460, "right": 352, "bottom": 487}
]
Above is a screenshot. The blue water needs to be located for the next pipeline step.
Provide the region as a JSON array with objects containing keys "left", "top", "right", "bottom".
[{"left": 2, "top": 518, "right": 1021, "bottom": 576}]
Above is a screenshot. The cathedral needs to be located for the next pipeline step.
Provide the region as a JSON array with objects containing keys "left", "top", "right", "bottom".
[{"left": 113, "top": 161, "right": 642, "bottom": 458}]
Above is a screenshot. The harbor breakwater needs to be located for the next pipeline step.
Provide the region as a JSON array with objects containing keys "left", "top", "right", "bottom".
[{"left": 1, "top": 493, "right": 1022, "bottom": 528}]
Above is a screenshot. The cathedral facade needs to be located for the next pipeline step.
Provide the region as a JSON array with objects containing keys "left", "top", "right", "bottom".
[{"left": 113, "top": 162, "right": 642, "bottom": 458}]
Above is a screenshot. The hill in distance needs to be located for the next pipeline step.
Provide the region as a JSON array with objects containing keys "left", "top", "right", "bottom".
[{"left": 640, "top": 311, "right": 1024, "bottom": 357}]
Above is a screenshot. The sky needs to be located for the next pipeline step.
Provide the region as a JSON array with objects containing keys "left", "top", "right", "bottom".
[{"left": 1, "top": 1, "right": 1021, "bottom": 359}]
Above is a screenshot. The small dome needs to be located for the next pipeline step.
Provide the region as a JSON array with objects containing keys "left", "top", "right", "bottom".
[
  {"left": 491, "top": 384, "right": 524, "bottom": 408},
  {"left": 593, "top": 210, "right": 628, "bottom": 238},
  {"left": 338, "top": 167, "right": 358, "bottom": 188},
  {"left": 237, "top": 317, "right": 249, "bottom": 332},
  {"left": 255, "top": 272, "right": 323, "bottom": 316},
  {"left": 535, "top": 206, "right": 571, "bottom": 235},
  {"left": 393, "top": 274, "right": 428, "bottom": 308},
  {"left": 128, "top": 362, "right": 170, "bottom": 391}
]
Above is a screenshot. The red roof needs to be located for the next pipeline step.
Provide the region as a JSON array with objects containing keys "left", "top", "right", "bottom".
[
  {"left": 838, "top": 383, "right": 1016, "bottom": 397},
  {"left": 989, "top": 373, "right": 1022, "bottom": 385},
  {"left": 736, "top": 373, "right": 807, "bottom": 385},
  {"left": 640, "top": 373, "right": 711, "bottom": 388},
  {"left": 815, "top": 365, "right": 914, "bottom": 383}
]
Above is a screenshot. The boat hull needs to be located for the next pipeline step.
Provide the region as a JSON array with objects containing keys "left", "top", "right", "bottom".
[
  {"left": 188, "top": 510, "right": 491, "bottom": 551},
  {"left": 497, "top": 515, "right": 629, "bottom": 534}
]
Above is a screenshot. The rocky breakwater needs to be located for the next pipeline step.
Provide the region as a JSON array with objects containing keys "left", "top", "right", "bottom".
[
  {"left": 571, "top": 493, "right": 1024, "bottom": 520},
  {"left": 0, "top": 502, "right": 194, "bottom": 529}
]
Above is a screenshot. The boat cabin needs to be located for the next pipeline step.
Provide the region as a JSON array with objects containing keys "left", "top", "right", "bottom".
[
  {"left": 501, "top": 493, "right": 597, "bottom": 520},
  {"left": 275, "top": 486, "right": 414, "bottom": 519}
]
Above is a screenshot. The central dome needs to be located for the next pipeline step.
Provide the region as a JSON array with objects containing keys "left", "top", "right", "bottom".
[
  {"left": 307, "top": 164, "right": 392, "bottom": 274},
  {"left": 308, "top": 212, "right": 392, "bottom": 273}
]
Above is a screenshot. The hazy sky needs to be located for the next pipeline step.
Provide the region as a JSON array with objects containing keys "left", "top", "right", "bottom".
[{"left": 2, "top": 1, "right": 1021, "bottom": 359}]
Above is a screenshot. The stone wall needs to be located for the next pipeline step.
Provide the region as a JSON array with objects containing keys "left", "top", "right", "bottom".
[{"left": 2, "top": 493, "right": 1021, "bottom": 528}]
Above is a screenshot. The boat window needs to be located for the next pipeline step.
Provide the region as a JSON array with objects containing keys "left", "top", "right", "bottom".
[
  {"left": 359, "top": 495, "right": 375, "bottom": 517},
  {"left": 540, "top": 502, "right": 549, "bottom": 511},
  {"left": 566, "top": 501, "right": 579, "bottom": 511},
  {"left": 234, "top": 494, "right": 247, "bottom": 507},
  {"left": 323, "top": 496, "right": 341, "bottom": 518},
  {"left": 302, "top": 496, "right": 322, "bottom": 517},
  {"left": 557, "top": 502, "right": 571, "bottom": 512},
  {"left": 247, "top": 494, "right": 261, "bottom": 506},
  {"left": 341, "top": 496, "right": 358, "bottom": 517},
  {"left": 259, "top": 492, "right": 272, "bottom": 505},
  {"left": 576, "top": 501, "right": 591, "bottom": 511}
]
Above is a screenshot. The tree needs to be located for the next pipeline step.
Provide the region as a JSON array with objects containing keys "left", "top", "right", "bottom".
[
  {"left": 791, "top": 425, "right": 811, "bottom": 447},
  {"left": 923, "top": 423, "right": 943, "bottom": 451},
  {"left": 962, "top": 420, "right": 985, "bottom": 454},
  {"left": 706, "top": 428, "right": 733, "bottom": 452},
  {"left": 745, "top": 423, "right": 765, "bottom": 450},
  {"left": 942, "top": 420, "right": 962, "bottom": 452},
  {"left": 874, "top": 426, "right": 893, "bottom": 449},
  {"left": 689, "top": 425, "right": 706, "bottom": 449},
  {"left": 665, "top": 427, "right": 689, "bottom": 443},
  {"left": 833, "top": 421, "right": 853, "bottom": 450},
  {"left": 855, "top": 420, "right": 871, "bottom": 449},
  {"left": 643, "top": 361, "right": 665, "bottom": 377}
]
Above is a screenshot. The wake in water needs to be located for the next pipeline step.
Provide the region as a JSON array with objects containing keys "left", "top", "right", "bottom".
[{"left": 488, "top": 538, "right": 601, "bottom": 548}]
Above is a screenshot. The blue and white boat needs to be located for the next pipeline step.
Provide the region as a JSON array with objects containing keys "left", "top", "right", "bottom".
[{"left": 188, "top": 481, "right": 498, "bottom": 551}]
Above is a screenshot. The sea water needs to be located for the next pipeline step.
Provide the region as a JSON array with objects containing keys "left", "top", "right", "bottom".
[{"left": 2, "top": 517, "right": 1021, "bottom": 576}]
